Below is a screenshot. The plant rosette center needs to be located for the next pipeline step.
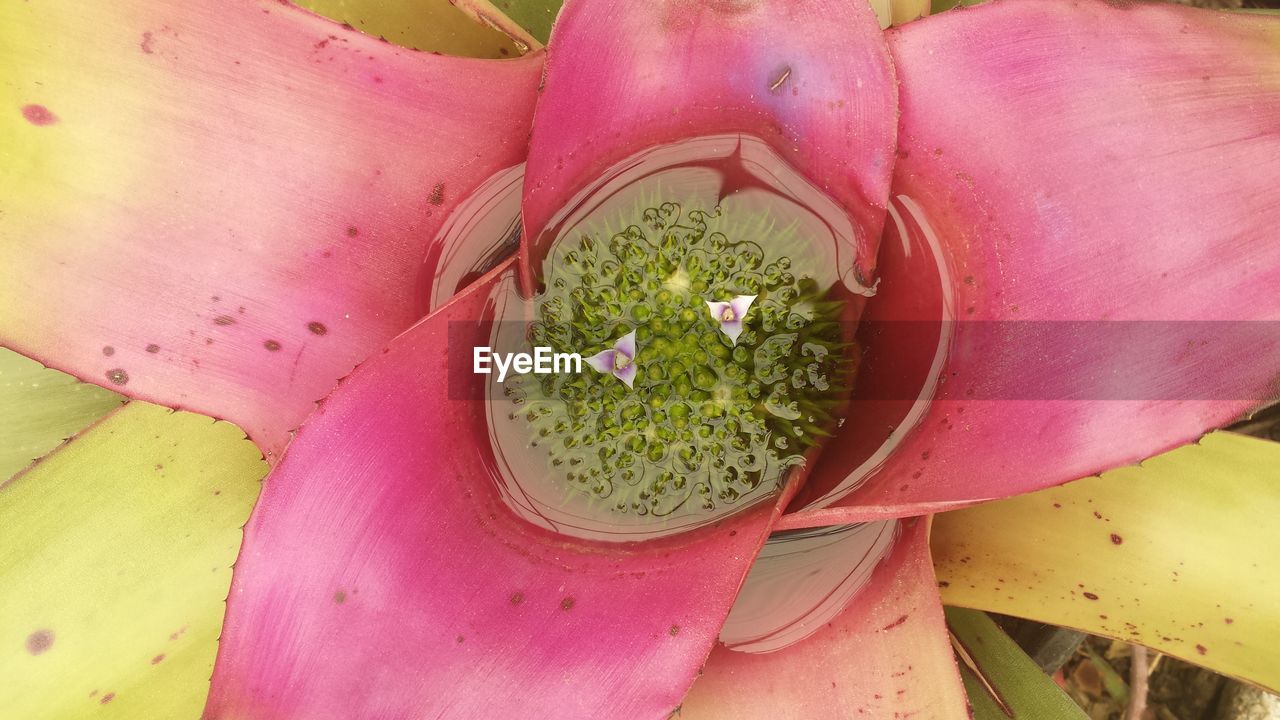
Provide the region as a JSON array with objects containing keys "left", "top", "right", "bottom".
[{"left": 504, "top": 200, "right": 854, "bottom": 520}]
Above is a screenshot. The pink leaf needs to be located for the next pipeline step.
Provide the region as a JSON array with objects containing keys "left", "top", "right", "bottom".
[
  {"left": 518, "top": 0, "right": 897, "bottom": 294},
  {"left": 0, "top": 0, "right": 540, "bottom": 460},
  {"left": 782, "top": 0, "right": 1280, "bottom": 527},
  {"left": 677, "top": 518, "right": 967, "bottom": 718},
  {"left": 205, "top": 260, "right": 793, "bottom": 719}
]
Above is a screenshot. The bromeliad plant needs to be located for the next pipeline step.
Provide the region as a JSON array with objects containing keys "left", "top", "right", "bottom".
[{"left": 2, "top": 0, "right": 1279, "bottom": 718}]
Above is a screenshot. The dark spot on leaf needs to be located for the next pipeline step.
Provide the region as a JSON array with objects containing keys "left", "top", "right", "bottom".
[
  {"left": 1110, "top": 533, "right": 1123, "bottom": 545},
  {"left": 346, "top": 226, "right": 359, "bottom": 237},
  {"left": 21, "top": 104, "right": 58, "bottom": 126},
  {"left": 1083, "top": 592, "right": 1099, "bottom": 600},
  {"left": 102, "top": 345, "right": 115, "bottom": 356},
  {"left": 263, "top": 339, "right": 281, "bottom": 352},
  {"left": 1196, "top": 644, "right": 1207, "bottom": 655},
  {"left": 882, "top": 614, "right": 909, "bottom": 631},
  {"left": 145, "top": 343, "right": 160, "bottom": 353},
  {"left": 456, "top": 635, "right": 465, "bottom": 644},
  {"left": 560, "top": 597, "right": 575, "bottom": 611},
  {"left": 767, "top": 65, "right": 791, "bottom": 93},
  {"left": 100, "top": 692, "right": 115, "bottom": 704},
  {"left": 25, "top": 629, "right": 54, "bottom": 655},
  {"left": 1225, "top": 618, "right": 1234, "bottom": 624},
  {"left": 214, "top": 315, "right": 236, "bottom": 326},
  {"left": 151, "top": 654, "right": 165, "bottom": 664},
  {"left": 669, "top": 625, "right": 680, "bottom": 636},
  {"left": 428, "top": 183, "right": 445, "bottom": 205},
  {"left": 307, "top": 321, "right": 328, "bottom": 336},
  {"left": 106, "top": 368, "right": 129, "bottom": 386},
  {"left": 140, "top": 31, "right": 155, "bottom": 54},
  {"left": 333, "top": 591, "right": 346, "bottom": 604},
  {"left": 510, "top": 592, "right": 524, "bottom": 605}
]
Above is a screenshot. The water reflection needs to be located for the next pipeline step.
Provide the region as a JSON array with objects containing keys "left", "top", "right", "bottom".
[
  {"left": 720, "top": 520, "right": 898, "bottom": 653},
  {"left": 790, "top": 195, "right": 954, "bottom": 509},
  {"left": 420, "top": 163, "right": 524, "bottom": 315}
]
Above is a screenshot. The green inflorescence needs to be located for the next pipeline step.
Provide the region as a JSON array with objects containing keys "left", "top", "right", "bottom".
[{"left": 505, "top": 201, "right": 853, "bottom": 518}]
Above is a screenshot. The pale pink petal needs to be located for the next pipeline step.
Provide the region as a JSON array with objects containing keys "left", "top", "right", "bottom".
[
  {"left": 584, "top": 348, "right": 617, "bottom": 374},
  {"left": 720, "top": 320, "right": 747, "bottom": 346},
  {"left": 706, "top": 300, "right": 747, "bottom": 344},
  {"left": 729, "top": 295, "right": 757, "bottom": 323},
  {"left": 615, "top": 360, "right": 637, "bottom": 389},
  {"left": 613, "top": 329, "right": 637, "bottom": 361}
]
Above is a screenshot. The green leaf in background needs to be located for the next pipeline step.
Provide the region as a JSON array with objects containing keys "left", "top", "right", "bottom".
[
  {"left": 296, "top": 0, "right": 522, "bottom": 56},
  {"left": 946, "top": 607, "right": 1089, "bottom": 719},
  {"left": 934, "top": 431, "right": 1280, "bottom": 692},
  {"left": 931, "top": 0, "right": 988, "bottom": 14},
  {"left": 0, "top": 402, "right": 266, "bottom": 718},
  {"left": 485, "top": 0, "right": 561, "bottom": 45},
  {"left": 0, "top": 347, "right": 123, "bottom": 481}
]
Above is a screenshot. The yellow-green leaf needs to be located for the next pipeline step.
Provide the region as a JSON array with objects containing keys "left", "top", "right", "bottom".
[
  {"left": 481, "top": 0, "right": 560, "bottom": 45},
  {"left": 946, "top": 607, "right": 1088, "bottom": 719},
  {"left": 934, "top": 431, "right": 1280, "bottom": 692},
  {"left": 869, "top": 0, "right": 932, "bottom": 28},
  {"left": 0, "top": 347, "right": 123, "bottom": 480},
  {"left": 295, "top": 0, "right": 522, "bottom": 57},
  {"left": 0, "top": 402, "right": 266, "bottom": 718}
]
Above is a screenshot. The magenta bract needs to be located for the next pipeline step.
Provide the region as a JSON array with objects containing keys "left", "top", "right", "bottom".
[
  {"left": 518, "top": 0, "right": 898, "bottom": 296},
  {"left": 780, "top": 0, "right": 1280, "bottom": 527},
  {"left": 203, "top": 261, "right": 798, "bottom": 719}
]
